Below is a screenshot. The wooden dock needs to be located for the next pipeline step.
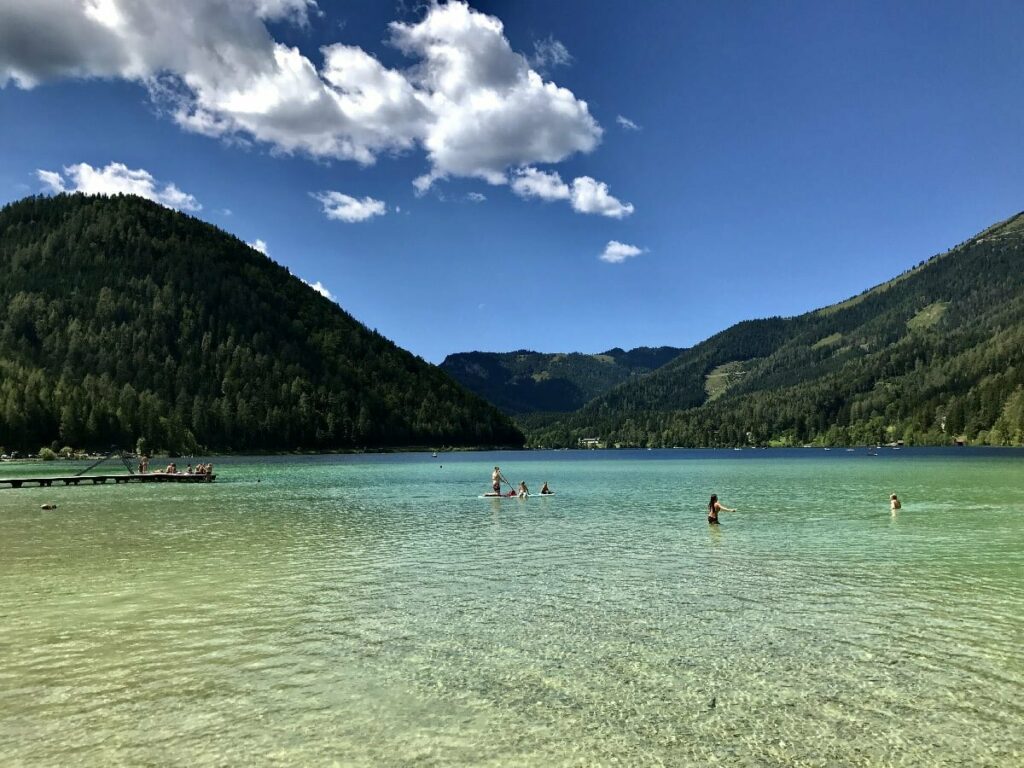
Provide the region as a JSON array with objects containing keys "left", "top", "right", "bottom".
[{"left": 0, "top": 473, "right": 216, "bottom": 489}]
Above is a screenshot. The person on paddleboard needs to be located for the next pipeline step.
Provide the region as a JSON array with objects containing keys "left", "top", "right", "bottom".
[
  {"left": 707, "top": 494, "right": 736, "bottom": 525},
  {"left": 518, "top": 481, "right": 530, "bottom": 498},
  {"left": 492, "top": 466, "right": 507, "bottom": 495},
  {"left": 540, "top": 481, "right": 553, "bottom": 495}
]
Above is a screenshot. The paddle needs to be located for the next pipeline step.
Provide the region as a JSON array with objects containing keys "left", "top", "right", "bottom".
[{"left": 500, "top": 472, "right": 518, "bottom": 497}]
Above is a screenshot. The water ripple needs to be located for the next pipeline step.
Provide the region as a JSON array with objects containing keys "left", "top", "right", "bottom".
[{"left": 2, "top": 451, "right": 1022, "bottom": 765}]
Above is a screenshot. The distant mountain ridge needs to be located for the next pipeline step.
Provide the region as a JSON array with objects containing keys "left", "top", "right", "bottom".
[
  {"left": 529, "top": 211, "right": 1024, "bottom": 447},
  {"left": 439, "top": 346, "right": 684, "bottom": 415},
  {"left": 0, "top": 194, "right": 523, "bottom": 452}
]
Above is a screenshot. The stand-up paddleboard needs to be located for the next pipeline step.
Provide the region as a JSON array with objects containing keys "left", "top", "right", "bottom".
[{"left": 479, "top": 493, "right": 556, "bottom": 498}]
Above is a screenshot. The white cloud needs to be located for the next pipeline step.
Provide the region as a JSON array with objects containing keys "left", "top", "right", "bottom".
[
  {"left": 313, "top": 190, "right": 386, "bottom": 223},
  {"left": 511, "top": 167, "right": 570, "bottom": 201},
  {"left": 600, "top": 241, "right": 645, "bottom": 264},
  {"left": 1, "top": 0, "right": 316, "bottom": 88},
  {"left": 37, "top": 169, "right": 65, "bottom": 193},
  {"left": 302, "top": 279, "right": 334, "bottom": 300},
  {"left": 466, "top": 191, "right": 486, "bottom": 203},
  {"left": 530, "top": 36, "right": 573, "bottom": 71},
  {"left": 248, "top": 238, "right": 268, "bottom": 254},
  {"left": 511, "top": 167, "right": 633, "bottom": 218},
  {"left": 616, "top": 114, "right": 641, "bottom": 131},
  {"left": 36, "top": 162, "right": 200, "bottom": 211},
  {"left": 4, "top": 2, "right": 603, "bottom": 194},
  {"left": 412, "top": 172, "right": 439, "bottom": 196},
  {"left": 570, "top": 176, "right": 634, "bottom": 218}
]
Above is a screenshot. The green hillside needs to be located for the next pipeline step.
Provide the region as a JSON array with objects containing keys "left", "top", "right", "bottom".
[
  {"left": 0, "top": 194, "right": 523, "bottom": 453},
  {"left": 530, "top": 211, "right": 1024, "bottom": 448},
  {"left": 439, "top": 346, "right": 683, "bottom": 415}
]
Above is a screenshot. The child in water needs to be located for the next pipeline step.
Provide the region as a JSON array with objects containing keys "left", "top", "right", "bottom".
[{"left": 890, "top": 493, "right": 901, "bottom": 512}]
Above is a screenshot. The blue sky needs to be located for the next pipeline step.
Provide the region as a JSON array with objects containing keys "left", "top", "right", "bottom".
[{"left": 2, "top": 1, "right": 1023, "bottom": 362}]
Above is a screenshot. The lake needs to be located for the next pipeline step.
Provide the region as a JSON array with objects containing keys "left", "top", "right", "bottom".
[{"left": 1, "top": 449, "right": 1022, "bottom": 766}]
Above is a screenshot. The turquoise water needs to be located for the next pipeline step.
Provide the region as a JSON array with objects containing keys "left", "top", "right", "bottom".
[{"left": 1, "top": 449, "right": 1022, "bottom": 765}]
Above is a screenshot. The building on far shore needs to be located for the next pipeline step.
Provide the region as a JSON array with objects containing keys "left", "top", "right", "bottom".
[{"left": 579, "top": 437, "right": 602, "bottom": 449}]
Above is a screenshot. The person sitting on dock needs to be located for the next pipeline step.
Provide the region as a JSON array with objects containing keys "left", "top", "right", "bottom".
[
  {"left": 186, "top": 464, "right": 193, "bottom": 475},
  {"left": 165, "top": 462, "right": 177, "bottom": 474}
]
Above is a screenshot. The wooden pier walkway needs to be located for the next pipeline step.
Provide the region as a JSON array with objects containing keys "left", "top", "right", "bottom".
[{"left": 0, "top": 473, "right": 216, "bottom": 489}]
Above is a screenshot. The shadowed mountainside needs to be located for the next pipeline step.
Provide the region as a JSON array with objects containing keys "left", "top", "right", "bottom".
[
  {"left": 439, "top": 346, "right": 684, "bottom": 415},
  {"left": 0, "top": 194, "right": 523, "bottom": 452}
]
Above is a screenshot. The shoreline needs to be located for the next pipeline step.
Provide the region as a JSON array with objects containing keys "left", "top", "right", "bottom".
[{"left": 2, "top": 444, "right": 1021, "bottom": 468}]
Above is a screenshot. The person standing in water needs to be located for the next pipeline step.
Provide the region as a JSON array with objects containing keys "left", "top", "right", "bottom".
[
  {"left": 707, "top": 494, "right": 736, "bottom": 525},
  {"left": 890, "top": 493, "right": 902, "bottom": 512}
]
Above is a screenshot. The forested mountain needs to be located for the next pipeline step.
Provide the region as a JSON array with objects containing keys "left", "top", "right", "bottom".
[
  {"left": 439, "top": 346, "right": 683, "bottom": 415},
  {"left": 0, "top": 194, "right": 523, "bottom": 453},
  {"left": 531, "top": 211, "right": 1024, "bottom": 448}
]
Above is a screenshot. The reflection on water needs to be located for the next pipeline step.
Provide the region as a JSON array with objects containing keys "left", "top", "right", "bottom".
[{"left": 1, "top": 450, "right": 1023, "bottom": 765}]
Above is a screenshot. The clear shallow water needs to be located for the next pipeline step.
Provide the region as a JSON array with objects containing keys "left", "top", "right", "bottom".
[{"left": 1, "top": 449, "right": 1022, "bottom": 766}]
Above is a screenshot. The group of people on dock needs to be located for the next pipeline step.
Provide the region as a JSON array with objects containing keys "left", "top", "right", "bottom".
[
  {"left": 488, "top": 466, "right": 553, "bottom": 498},
  {"left": 137, "top": 458, "right": 213, "bottom": 476}
]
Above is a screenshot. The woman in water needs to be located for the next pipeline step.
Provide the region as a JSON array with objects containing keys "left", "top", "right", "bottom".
[
  {"left": 890, "top": 493, "right": 901, "bottom": 512},
  {"left": 707, "top": 494, "right": 736, "bottom": 525}
]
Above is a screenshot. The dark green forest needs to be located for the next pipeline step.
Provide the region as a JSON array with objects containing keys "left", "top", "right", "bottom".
[
  {"left": 439, "top": 346, "right": 683, "bottom": 415},
  {"left": 5, "top": 194, "right": 1022, "bottom": 454},
  {"left": 0, "top": 194, "right": 523, "bottom": 453},
  {"left": 529, "top": 212, "right": 1024, "bottom": 448}
]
